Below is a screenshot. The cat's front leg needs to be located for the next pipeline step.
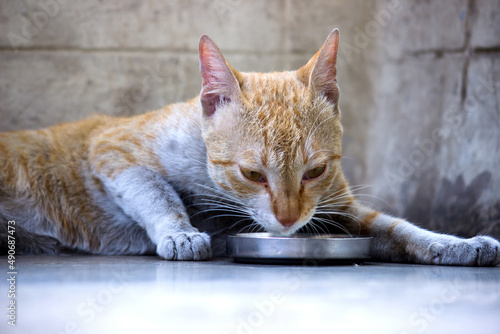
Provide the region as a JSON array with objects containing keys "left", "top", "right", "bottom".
[
  {"left": 102, "top": 167, "right": 211, "bottom": 260},
  {"left": 345, "top": 202, "right": 500, "bottom": 266}
]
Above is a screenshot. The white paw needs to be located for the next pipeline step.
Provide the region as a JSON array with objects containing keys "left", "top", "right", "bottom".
[
  {"left": 428, "top": 236, "right": 500, "bottom": 266},
  {"left": 157, "top": 232, "right": 212, "bottom": 261}
]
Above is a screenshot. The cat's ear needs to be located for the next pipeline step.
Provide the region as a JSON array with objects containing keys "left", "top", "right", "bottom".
[
  {"left": 199, "top": 35, "right": 241, "bottom": 117},
  {"left": 297, "top": 29, "right": 339, "bottom": 105}
]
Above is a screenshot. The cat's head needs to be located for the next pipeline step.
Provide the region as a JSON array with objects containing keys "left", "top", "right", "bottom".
[{"left": 199, "top": 29, "right": 344, "bottom": 235}]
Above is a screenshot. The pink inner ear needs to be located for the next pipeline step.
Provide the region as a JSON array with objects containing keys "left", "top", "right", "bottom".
[
  {"left": 310, "top": 29, "right": 340, "bottom": 104},
  {"left": 199, "top": 35, "right": 239, "bottom": 117}
]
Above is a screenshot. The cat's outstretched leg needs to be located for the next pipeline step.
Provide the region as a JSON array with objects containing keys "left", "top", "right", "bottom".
[
  {"left": 102, "top": 167, "right": 211, "bottom": 260},
  {"left": 344, "top": 202, "right": 500, "bottom": 266}
]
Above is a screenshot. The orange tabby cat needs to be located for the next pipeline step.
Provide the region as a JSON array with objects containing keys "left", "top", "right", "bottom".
[{"left": 1, "top": 29, "right": 498, "bottom": 265}]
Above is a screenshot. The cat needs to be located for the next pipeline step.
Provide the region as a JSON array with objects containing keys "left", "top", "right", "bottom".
[{"left": 0, "top": 29, "right": 499, "bottom": 265}]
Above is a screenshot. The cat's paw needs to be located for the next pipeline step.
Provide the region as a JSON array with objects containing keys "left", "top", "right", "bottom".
[
  {"left": 428, "top": 236, "right": 500, "bottom": 266},
  {"left": 157, "top": 232, "right": 212, "bottom": 261}
]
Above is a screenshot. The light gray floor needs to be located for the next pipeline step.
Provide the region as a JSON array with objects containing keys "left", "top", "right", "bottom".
[{"left": 1, "top": 255, "right": 499, "bottom": 334}]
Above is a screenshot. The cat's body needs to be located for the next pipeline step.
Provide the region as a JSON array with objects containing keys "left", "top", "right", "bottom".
[
  {"left": 1, "top": 30, "right": 499, "bottom": 265},
  {"left": 0, "top": 100, "right": 212, "bottom": 257}
]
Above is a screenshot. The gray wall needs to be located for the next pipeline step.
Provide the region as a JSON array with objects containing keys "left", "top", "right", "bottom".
[{"left": 1, "top": 0, "right": 499, "bottom": 239}]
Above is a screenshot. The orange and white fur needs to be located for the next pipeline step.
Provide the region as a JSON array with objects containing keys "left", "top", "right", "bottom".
[{"left": 1, "top": 30, "right": 498, "bottom": 265}]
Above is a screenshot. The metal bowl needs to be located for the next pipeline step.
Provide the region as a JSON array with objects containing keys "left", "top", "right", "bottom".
[{"left": 226, "top": 233, "right": 372, "bottom": 264}]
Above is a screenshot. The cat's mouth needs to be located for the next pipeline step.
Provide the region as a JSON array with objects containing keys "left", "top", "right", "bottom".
[
  {"left": 247, "top": 204, "right": 316, "bottom": 236},
  {"left": 263, "top": 217, "right": 312, "bottom": 237},
  {"left": 274, "top": 226, "right": 297, "bottom": 236}
]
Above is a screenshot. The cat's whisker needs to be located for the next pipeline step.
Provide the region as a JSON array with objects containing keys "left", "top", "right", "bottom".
[
  {"left": 310, "top": 219, "right": 328, "bottom": 235},
  {"left": 317, "top": 195, "right": 353, "bottom": 205},
  {"left": 210, "top": 216, "right": 253, "bottom": 237},
  {"left": 230, "top": 218, "right": 255, "bottom": 233},
  {"left": 190, "top": 204, "right": 243, "bottom": 213},
  {"left": 201, "top": 192, "right": 244, "bottom": 208},
  {"left": 319, "top": 191, "right": 349, "bottom": 204},
  {"left": 312, "top": 216, "right": 354, "bottom": 237},
  {"left": 197, "top": 198, "right": 246, "bottom": 212},
  {"left": 183, "top": 192, "right": 241, "bottom": 207},
  {"left": 341, "top": 181, "right": 373, "bottom": 192},
  {"left": 185, "top": 185, "right": 247, "bottom": 211},
  {"left": 316, "top": 200, "right": 373, "bottom": 210},
  {"left": 323, "top": 184, "right": 373, "bottom": 199},
  {"left": 307, "top": 223, "right": 315, "bottom": 236},
  {"left": 190, "top": 211, "right": 240, "bottom": 221},
  {"left": 202, "top": 213, "right": 250, "bottom": 222},
  {"left": 315, "top": 212, "right": 361, "bottom": 224},
  {"left": 349, "top": 193, "right": 393, "bottom": 209},
  {"left": 318, "top": 193, "right": 353, "bottom": 202},
  {"left": 193, "top": 182, "right": 244, "bottom": 203},
  {"left": 307, "top": 220, "right": 328, "bottom": 236},
  {"left": 319, "top": 186, "right": 391, "bottom": 212},
  {"left": 193, "top": 196, "right": 244, "bottom": 208},
  {"left": 198, "top": 195, "right": 242, "bottom": 205},
  {"left": 317, "top": 214, "right": 361, "bottom": 236},
  {"left": 319, "top": 185, "right": 354, "bottom": 202},
  {"left": 190, "top": 208, "right": 248, "bottom": 219},
  {"left": 319, "top": 189, "right": 378, "bottom": 204},
  {"left": 198, "top": 199, "right": 246, "bottom": 212},
  {"left": 318, "top": 185, "right": 375, "bottom": 205},
  {"left": 341, "top": 183, "right": 394, "bottom": 207},
  {"left": 298, "top": 222, "right": 312, "bottom": 236},
  {"left": 314, "top": 209, "right": 362, "bottom": 223},
  {"left": 317, "top": 197, "right": 372, "bottom": 208},
  {"left": 310, "top": 223, "right": 320, "bottom": 237},
  {"left": 305, "top": 221, "right": 316, "bottom": 236},
  {"left": 189, "top": 199, "right": 251, "bottom": 217},
  {"left": 316, "top": 200, "right": 347, "bottom": 208},
  {"left": 185, "top": 196, "right": 233, "bottom": 208},
  {"left": 311, "top": 219, "right": 330, "bottom": 235},
  {"left": 253, "top": 224, "right": 263, "bottom": 233},
  {"left": 335, "top": 183, "right": 373, "bottom": 191},
  {"left": 245, "top": 222, "right": 263, "bottom": 234}
]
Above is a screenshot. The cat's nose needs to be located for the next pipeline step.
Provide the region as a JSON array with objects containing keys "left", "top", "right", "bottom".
[
  {"left": 272, "top": 193, "right": 300, "bottom": 228},
  {"left": 276, "top": 215, "right": 298, "bottom": 228}
]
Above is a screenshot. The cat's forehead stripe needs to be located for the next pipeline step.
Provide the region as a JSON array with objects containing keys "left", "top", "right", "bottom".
[
  {"left": 208, "top": 155, "right": 233, "bottom": 167},
  {"left": 236, "top": 72, "right": 316, "bottom": 167}
]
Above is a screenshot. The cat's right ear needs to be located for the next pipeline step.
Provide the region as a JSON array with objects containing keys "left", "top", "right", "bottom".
[
  {"left": 199, "top": 35, "right": 241, "bottom": 117},
  {"left": 297, "top": 29, "right": 340, "bottom": 106}
]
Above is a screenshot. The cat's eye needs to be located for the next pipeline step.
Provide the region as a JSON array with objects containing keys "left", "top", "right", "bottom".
[
  {"left": 240, "top": 167, "right": 265, "bottom": 183},
  {"left": 304, "top": 165, "right": 326, "bottom": 180}
]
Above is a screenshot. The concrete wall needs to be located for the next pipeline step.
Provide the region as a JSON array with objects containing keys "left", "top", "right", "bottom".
[
  {"left": 1, "top": 0, "right": 499, "bottom": 239},
  {"left": 364, "top": 0, "right": 500, "bottom": 239}
]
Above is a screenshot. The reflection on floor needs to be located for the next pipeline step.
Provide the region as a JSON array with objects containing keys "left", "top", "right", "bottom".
[{"left": 1, "top": 255, "right": 499, "bottom": 334}]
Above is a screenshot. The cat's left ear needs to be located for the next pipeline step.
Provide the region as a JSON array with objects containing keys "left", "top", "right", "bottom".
[
  {"left": 297, "top": 29, "right": 340, "bottom": 105},
  {"left": 199, "top": 35, "right": 242, "bottom": 117}
]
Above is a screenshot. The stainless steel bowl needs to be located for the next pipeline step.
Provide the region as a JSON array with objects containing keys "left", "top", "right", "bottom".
[{"left": 226, "top": 233, "right": 372, "bottom": 264}]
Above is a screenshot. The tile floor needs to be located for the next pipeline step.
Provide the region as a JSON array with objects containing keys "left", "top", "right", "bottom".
[{"left": 1, "top": 255, "right": 499, "bottom": 334}]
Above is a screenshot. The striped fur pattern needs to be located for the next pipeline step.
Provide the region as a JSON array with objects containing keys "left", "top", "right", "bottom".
[{"left": 0, "top": 29, "right": 498, "bottom": 265}]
